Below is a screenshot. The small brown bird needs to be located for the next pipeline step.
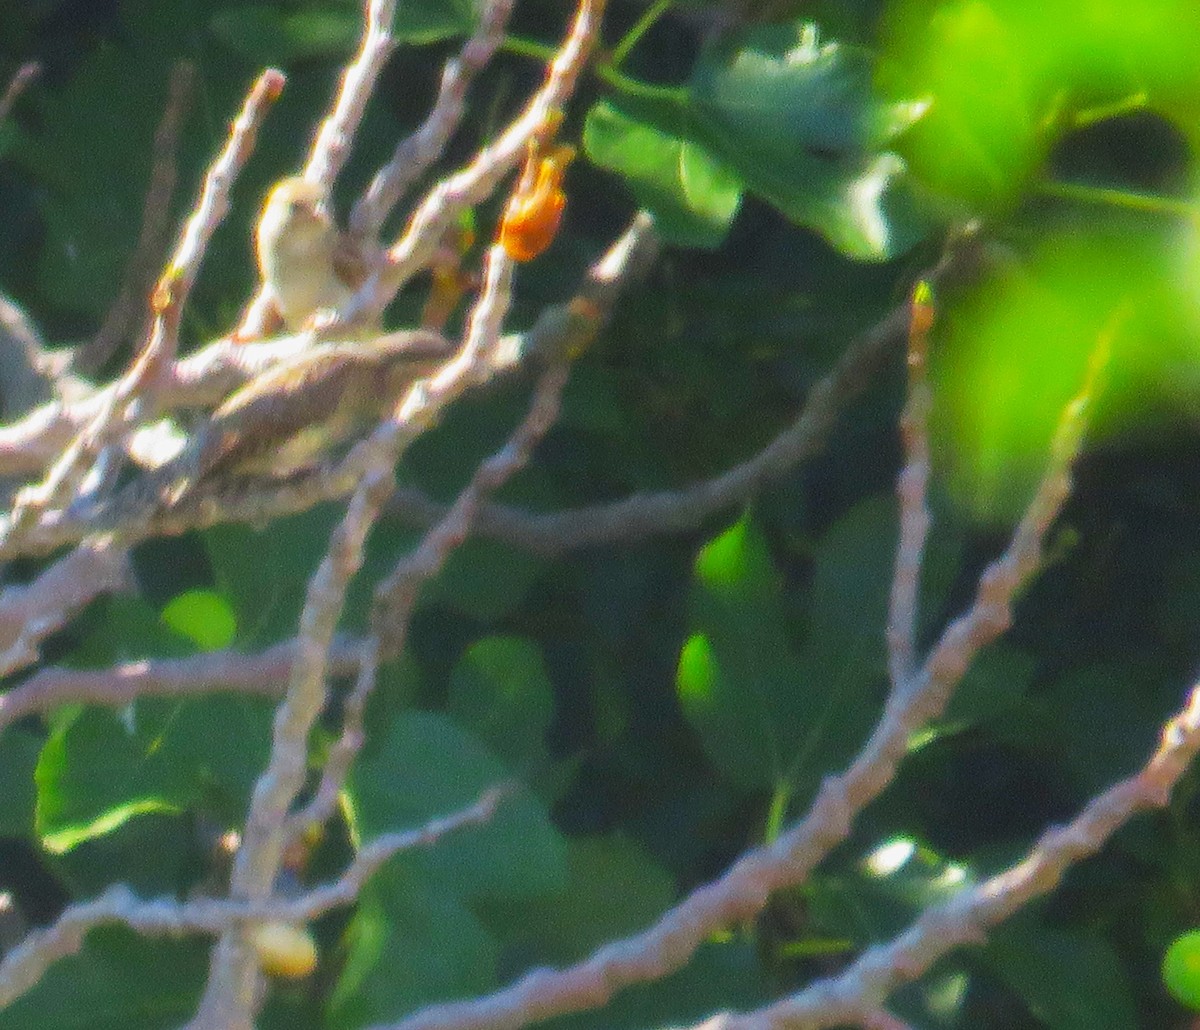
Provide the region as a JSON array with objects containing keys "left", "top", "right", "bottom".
[
  {"left": 159, "top": 329, "right": 454, "bottom": 504},
  {"left": 255, "top": 176, "right": 367, "bottom": 332}
]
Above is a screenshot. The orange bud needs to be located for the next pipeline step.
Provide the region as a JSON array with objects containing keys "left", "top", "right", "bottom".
[{"left": 499, "top": 145, "right": 575, "bottom": 263}]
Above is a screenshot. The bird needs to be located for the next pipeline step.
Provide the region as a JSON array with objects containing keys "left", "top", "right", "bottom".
[
  {"left": 255, "top": 176, "right": 368, "bottom": 333},
  {"left": 155, "top": 329, "right": 455, "bottom": 505}
]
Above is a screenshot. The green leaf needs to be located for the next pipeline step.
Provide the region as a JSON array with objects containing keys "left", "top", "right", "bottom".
[
  {"left": 686, "top": 21, "right": 931, "bottom": 259},
  {"left": 798, "top": 495, "right": 896, "bottom": 689},
  {"left": 428, "top": 537, "right": 546, "bottom": 621},
  {"left": 1163, "top": 929, "right": 1200, "bottom": 1011},
  {"left": 447, "top": 636, "right": 554, "bottom": 770},
  {"left": 392, "top": 0, "right": 478, "bottom": 44},
  {"left": 328, "top": 862, "right": 498, "bottom": 1029},
  {"left": 583, "top": 100, "right": 742, "bottom": 249},
  {"left": 204, "top": 506, "right": 340, "bottom": 646},
  {"left": 36, "top": 695, "right": 272, "bottom": 852},
  {"left": 50, "top": 814, "right": 198, "bottom": 899},
  {"left": 1035, "top": 663, "right": 1166, "bottom": 798},
  {"left": 0, "top": 726, "right": 40, "bottom": 837},
  {"left": 780, "top": 496, "right": 899, "bottom": 796},
  {"left": 0, "top": 926, "right": 206, "bottom": 1030},
  {"left": 676, "top": 516, "right": 798, "bottom": 791},
  {"left": 208, "top": 6, "right": 360, "bottom": 64},
  {"left": 880, "top": 0, "right": 1039, "bottom": 210},
  {"left": 677, "top": 502, "right": 916, "bottom": 795},
  {"left": 160, "top": 589, "right": 237, "bottom": 652},
  {"left": 941, "top": 643, "right": 1037, "bottom": 728},
  {"left": 486, "top": 834, "right": 676, "bottom": 966},
  {"left": 691, "top": 23, "right": 926, "bottom": 155},
  {"left": 986, "top": 916, "right": 1138, "bottom": 1029},
  {"left": 349, "top": 710, "right": 567, "bottom": 900}
]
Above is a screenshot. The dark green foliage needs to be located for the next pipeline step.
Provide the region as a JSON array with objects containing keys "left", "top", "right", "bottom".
[{"left": 1, "top": 0, "right": 1199, "bottom": 1028}]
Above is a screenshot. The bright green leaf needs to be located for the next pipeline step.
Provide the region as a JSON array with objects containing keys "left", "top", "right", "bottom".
[
  {"left": 160, "top": 589, "right": 237, "bottom": 652},
  {"left": 1163, "top": 930, "right": 1200, "bottom": 1011},
  {"left": 676, "top": 631, "right": 780, "bottom": 790},
  {"left": 36, "top": 695, "right": 272, "bottom": 852}
]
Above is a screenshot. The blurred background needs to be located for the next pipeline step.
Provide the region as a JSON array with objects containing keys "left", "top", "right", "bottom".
[{"left": 1, "top": 1, "right": 1200, "bottom": 1027}]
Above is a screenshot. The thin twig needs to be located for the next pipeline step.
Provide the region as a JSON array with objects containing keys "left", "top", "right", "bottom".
[
  {"left": 2, "top": 215, "right": 657, "bottom": 562},
  {"left": 0, "top": 788, "right": 500, "bottom": 1010},
  {"left": 190, "top": 231, "right": 521, "bottom": 1029},
  {"left": 0, "top": 542, "right": 130, "bottom": 680},
  {"left": 0, "top": 331, "right": 348, "bottom": 482},
  {"left": 305, "top": 0, "right": 398, "bottom": 191},
  {"left": 338, "top": 0, "right": 608, "bottom": 327},
  {"left": 886, "top": 282, "right": 934, "bottom": 691},
  {"left": 288, "top": 358, "right": 572, "bottom": 840},
  {"left": 349, "top": 0, "right": 517, "bottom": 240},
  {"left": 235, "top": 0, "right": 401, "bottom": 339},
  {"left": 692, "top": 676, "right": 1200, "bottom": 1030},
  {"left": 0, "top": 62, "right": 39, "bottom": 123}
]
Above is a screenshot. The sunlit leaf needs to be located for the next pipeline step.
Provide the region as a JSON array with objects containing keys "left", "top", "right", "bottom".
[
  {"left": 584, "top": 100, "right": 742, "bottom": 248},
  {"left": 160, "top": 589, "right": 237, "bottom": 652},
  {"left": 36, "top": 695, "right": 272, "bottom": 852}
]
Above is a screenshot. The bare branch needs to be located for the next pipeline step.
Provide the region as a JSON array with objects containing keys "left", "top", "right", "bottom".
[
  {"left": 0, "top": 62, "right": 39, "bottom": 123},
  {"left": 374, "top": 302, "right": 1109, "bottom": 1030},
  {"left": 0, "top": 69, "right": 285, "bottom": 550},
  {"left": 0, "top": 637, "right": 363, "bottom": 738},
  {"left": 0, "top": 332, "right": 342, "bottom": 482},
  {"left": 339, "top": 0, "right": 608, "bottom": 326},
  {"left": 291, "top": 357, "right": 572, "bottom": 839},
  {"left": 305, "top": 0, "right": 398, "bottom": 191},
  {"left": 690, "top": 676, "right": 1200, "bottom": 1030},
  {"left": 190, "top": 222, "right": 524, "bottom": 1027},
  {"left": 349, "top": 0, "right": 517, "bottom": 240},
  {"left": 0, "top": 788, "right": 500, "bottom": 1010},
  {"left": 0, "top": 541, "right": 130, "bottom": 680},
  {"left": 886, "top": 282, "right": 934, "bottom": 691},
  {"left": 2, "top": 214, "right": 657, "bottom": 562}
]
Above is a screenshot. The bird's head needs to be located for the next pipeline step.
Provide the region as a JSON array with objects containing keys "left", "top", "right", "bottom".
[{"left": 258, "top": 176, "right": 332, "bottom": 253}]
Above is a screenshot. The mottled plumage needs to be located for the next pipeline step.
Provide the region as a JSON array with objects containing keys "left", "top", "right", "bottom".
[{"left": 160, "top": 330, "right": 454, "bottom": 504}]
